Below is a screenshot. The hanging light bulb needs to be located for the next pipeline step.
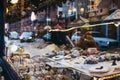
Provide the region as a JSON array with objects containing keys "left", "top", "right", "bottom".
[{"left": 10, "top": 0, "right": 18, "bottom": 4}]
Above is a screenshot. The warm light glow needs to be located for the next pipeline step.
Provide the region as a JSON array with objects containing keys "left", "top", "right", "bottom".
[
  {"left": 72, "top": 7, "right": 77, "bottom": 12},
  {"left": 80, "top": 8, "right": 84, "bottom": 13},
  {"left": 10, "top": 0, "right": 18, "bottom": 4},
  {"left": 6, "top": 8, "right": 9, "bottom": 14},
  {"left": 30, "top": 12, "right": 37, "bottom": 21},
  {"left": 68, "top": 9, "right": 72, "bottom": 15}
]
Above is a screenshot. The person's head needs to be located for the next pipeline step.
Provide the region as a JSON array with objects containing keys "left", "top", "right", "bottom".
[
  {"left": 84, "top": 32, "right": 92, "bottom": 38},
  {"left": 85, "top": 32, "right": 91, "bottom": 36}
]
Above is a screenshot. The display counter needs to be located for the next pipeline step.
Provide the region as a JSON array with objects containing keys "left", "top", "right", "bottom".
[{"left": 46, "top": 53, "right": 120, "bottom": 80}]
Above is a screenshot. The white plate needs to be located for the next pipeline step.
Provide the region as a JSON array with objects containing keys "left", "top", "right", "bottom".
[
  {"left": 52, "top": 55, "right": 64, "bottom": 60},
  {"left": 89, "top": 66, "right": 109, "bottom": 73}
]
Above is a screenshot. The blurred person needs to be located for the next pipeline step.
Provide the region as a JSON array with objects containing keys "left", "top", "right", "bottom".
[
  {"left": 78, "top": 32, "right": 99, "bottom": 50},
  {"left": 51, "top": 23, "right": 66, "bottom": 45}
]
